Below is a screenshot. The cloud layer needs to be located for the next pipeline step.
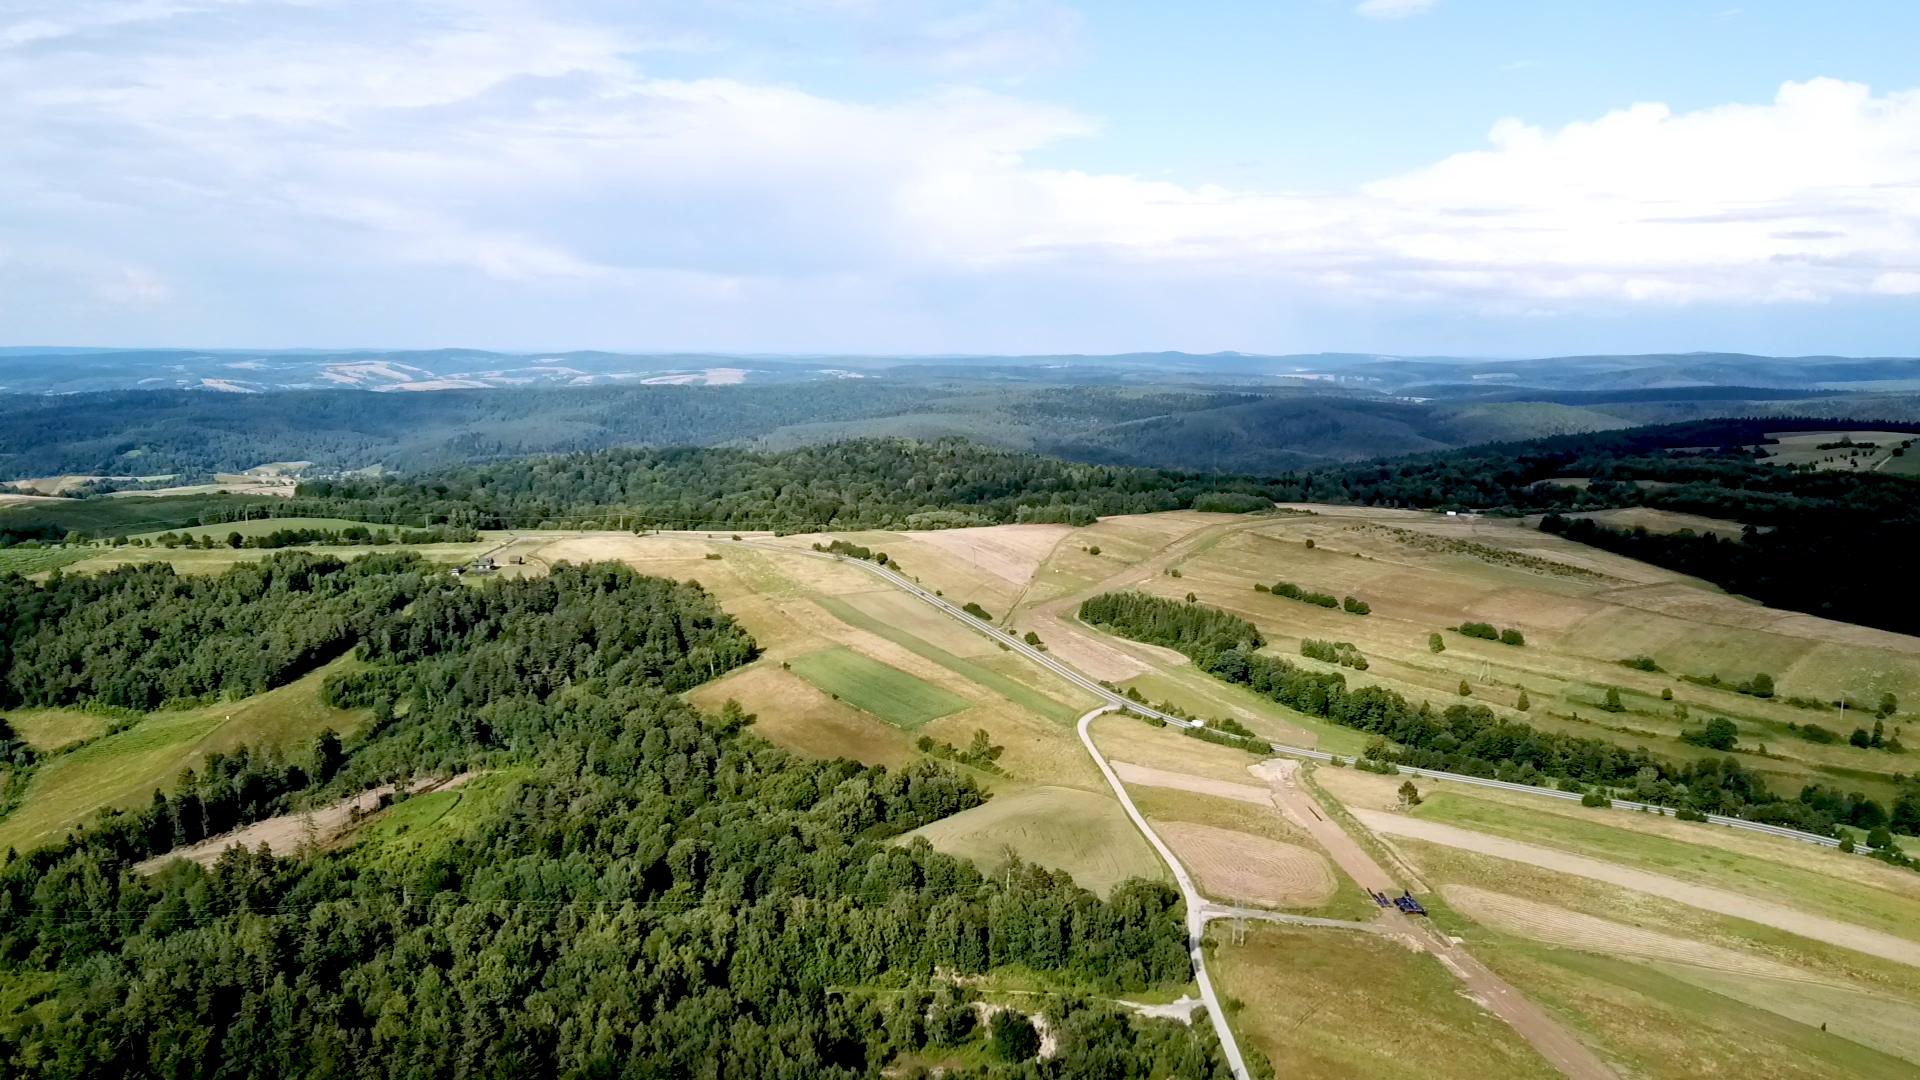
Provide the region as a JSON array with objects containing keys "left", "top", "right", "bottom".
[{"left": 3, "top": 1, "right": 1918, "bottom": 349}]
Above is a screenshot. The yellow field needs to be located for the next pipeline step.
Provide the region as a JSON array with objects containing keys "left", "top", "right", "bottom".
[{"left": 905, "top": 786, "right": 1167, "bottom": 896}]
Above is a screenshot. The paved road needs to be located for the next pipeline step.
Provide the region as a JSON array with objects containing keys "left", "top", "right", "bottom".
[
  {"left": 1078, "top": 708, "right": 1253, "bottom": 1080},
  {"left": 771, "top": 544, "right": 1864, "bottom": 856}
]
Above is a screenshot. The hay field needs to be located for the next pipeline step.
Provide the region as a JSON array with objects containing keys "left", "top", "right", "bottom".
[
  {"left": 4, "top": 710, "right": 108, "bottom": 752},
  {"left": 1158, "top": 820, "right": 1336, "bottom": 908},
  {"left": 1211, "top": 923, "right": 1556, "bottom": 1080},
  {"left": 1566, "top": 507, "right": 1753, "bottom": 538},
  {"left": 906, "top": 786, "right": 1167, "bottom": 897},
  {"left": 1040, "top": 505, "right": 1920, "bottom": 803},
  {"left": 1759, "top": 430, "right": 1915, "bottom": 471}
]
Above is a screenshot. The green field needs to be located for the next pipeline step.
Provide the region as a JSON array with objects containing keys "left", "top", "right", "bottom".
[
  {"left": 0, "top": 547, "right": 91, "bottom": 575},
  {"left": 815, "top": 595, "right": 1085, "bottom": 722},
  {"left": 4, "top": 709, "right": 109, "bottom": 752},
  {"left": 345, "top": 770, "right": 530, "bottom": 867},
  {"left": 0, "top": 494, "right": 280, "bottom": 538},
  {"left": 131, "top": 516, "right": 404, "bottom": 540},
  {"left": 0, "top": 660, "right": 368, "bottom": 852},
  {"left": 787, "top": 646, "right": 970, "bottom": 729},
  {"left": 1210, "top": 924, "right": 1555, "bottom": 1080},
  {"left": 1475, "top": 937, "right": 1917, "bottom": 1079}
]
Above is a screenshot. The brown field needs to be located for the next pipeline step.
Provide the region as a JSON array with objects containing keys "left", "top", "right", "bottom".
[
  {"left": 1111, "top": 760, "right": 1270, "bottom": 804},
  {"left": 1443, "top": 885, "right": 1824, "bottom": 983},
  {"left": 1158, "top": 820, "right": 1336, "bottom": 908},
  {"left": 909, "top": 523, "right": 1073, "bottom": 587}
]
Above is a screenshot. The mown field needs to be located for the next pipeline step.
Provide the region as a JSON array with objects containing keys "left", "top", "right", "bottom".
[
  {"left": 787, "top": 646, "right": 970, "bottom": 729},
  {"left": 1209, "top": 923, "right": 1555, "bottom": 1080}
]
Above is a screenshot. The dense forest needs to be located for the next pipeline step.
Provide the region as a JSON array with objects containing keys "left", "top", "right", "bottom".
[
  {"left": 0, "top": 557, "right": 1234, "bottom": 1077},
  {"left": 1080, "top": 592, "right": 1919, "bottom": 838},
  {"left": 292, "top": 438, "right": 1291, "bottom": 532}
]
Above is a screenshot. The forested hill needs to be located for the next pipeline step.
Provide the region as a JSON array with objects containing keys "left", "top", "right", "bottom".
[
  {"left": 0, "top": 555, "right": 1227, "bottom": 1076},
  {"left": 294, "top": 438, "right": 1290, "bottom": 531}
]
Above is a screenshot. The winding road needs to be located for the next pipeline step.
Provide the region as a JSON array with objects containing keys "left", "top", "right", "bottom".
[{"left": 1078, "top": 707, "right": 1253, "bottom": 1080}]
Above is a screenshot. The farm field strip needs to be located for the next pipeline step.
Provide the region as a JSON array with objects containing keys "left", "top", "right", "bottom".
[
  {"left": 786, "top": 646, "right": 969, "bottom": 729},
  {"left": 1355, "top": 810, "right": 1920, "bottom": 966}
]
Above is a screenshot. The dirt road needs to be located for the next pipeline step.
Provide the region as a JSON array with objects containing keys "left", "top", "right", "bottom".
[
  {"left": 1253, "top": 763, "right": 1619, "bottom": 1080},
  {"left": 1359, "top": 810, "right": 1920, "bottom": 968}
]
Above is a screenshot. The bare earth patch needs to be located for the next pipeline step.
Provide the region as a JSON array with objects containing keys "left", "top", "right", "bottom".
[
  {"left": 136, "top": 773, "right": 476, "bottom": 872},
  {"left": 1158, "top": 821, "right": 1336, "bottom": 908},
  {"left": 1111, "top": 760, "right": 1273, "bottom": 805},
  {"left": 1357, "top": 810, "right": 1920, "bottom": 968}
]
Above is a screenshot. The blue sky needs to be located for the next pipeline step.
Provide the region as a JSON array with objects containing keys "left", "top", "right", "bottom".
[{"left": 3, "top": 0, "right": 1918, "bottom": 355}]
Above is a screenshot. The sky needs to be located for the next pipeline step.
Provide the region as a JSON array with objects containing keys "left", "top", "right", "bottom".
[{"left": 3, "top": 0, "right": 1918, "bottom": 356}]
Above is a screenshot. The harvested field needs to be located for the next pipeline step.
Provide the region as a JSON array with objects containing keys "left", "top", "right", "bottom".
[
  {"left": 1444, "top": 885, "right": 1824, "bottom": 983},
  {"left": 1357, "top": 810, "right": 1920, "bottom": 968},
  {"left": 1111, "top": 760, "right": 1272, "bottom": 805},
  {"left": 907, "top": 785, "right": 1167, "bottom": 896},
  {"left": 1213, "top": 924, "right": 1557, "bottom": 1080},
  {"left": 1159, "top": 821, "right": 1336, "bottom": 908},
  {"left": 1568, "top": 507, "right": 1752, "bottom": 540},
  {"left": 1086, "top": 712, "right": 1267, "bottom": 783},
  {"left": 688, "top": 663, "right": 911, "bottom": 767},
  {"left": 911, "top": 524, "right": 1072, "bottom": 587}
]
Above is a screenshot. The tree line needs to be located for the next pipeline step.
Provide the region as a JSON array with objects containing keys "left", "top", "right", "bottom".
[
  {"left": 0, "top": 557, "right": 1235, "bottom": 1077},
  {"left": 1080, "top": 591, "right": 1919, "bottom": 838},
  {"left": 289, "top": 438, "right": 1295, "bottom": 533}
]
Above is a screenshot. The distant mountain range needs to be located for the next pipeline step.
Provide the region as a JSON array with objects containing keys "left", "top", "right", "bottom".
[
  {"left": 4, "top": 347, "right": 1920, "bottom": 396},
  {"left": 2, "top": 348, "right": 1918, "bottom": 482}
]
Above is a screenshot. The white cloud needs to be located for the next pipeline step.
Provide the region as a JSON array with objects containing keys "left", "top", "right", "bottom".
[
  {"left": 1356, "top": 0, "right": 1438, "bottom": 20},
  {"left": 3, "top": 0, "right": 1919, "bottom": 347}
]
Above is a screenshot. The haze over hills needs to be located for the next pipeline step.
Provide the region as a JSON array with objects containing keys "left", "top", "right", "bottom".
[
  {"left": 1, "top": 349, "right": 1918, "bottom": 481},
  {"left": 6, "top": 347, "right": 1920, "bottom": 396}
]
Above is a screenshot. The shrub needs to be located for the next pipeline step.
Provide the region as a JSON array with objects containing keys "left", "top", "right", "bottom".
[
  {"left": 1602, "top": 688, "right": 1624, "bottom": 712},
  {"left": 1581, "top": 790, "right": 1610, "bottom": 807},
  {"left": 1851, "top": 727, "right": 1872, "bottom": 748},
  {"left": 988, "top": 1011, "right": 1040, "bottom": 1062},
  {"left": 1797, "top": 723, "right": 1838, "bottom": 744},
  {"left": 1086, "top": 545, "right": 1100, "bottom": 556},
  {"left": 1428, "top": 632, "right": 1445, "bottom": 654},
  {"left": 1458, "top": 679, "right": 1471, "bottom": 697},
  {"left": 1456, "top": 622, "right": 1498, "bottom": 641},
  {"left": 1679, "top": 717, "right": 1738, "bottom": 751},
  {"left": 1498, "top": 628, "right": 1525, "bottom": 647},
  {"left": 1516, "top": 689, "right": 1530, "bottom": 712},
  {"left": 1675, "top": 807, "right": 1708, "bottom": 822},
  {"left": 1619, "top": 656, "right": 1662, "bottom": 672},
  {"left": 1840, "top": 836, "right": 1857, "bottom": 853},
  {"left": 962, "top": 601, "right": 992, "bottom": 620},
  {"left": 1342, "top": 596, "right": 1371, "bottom": 616}
]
